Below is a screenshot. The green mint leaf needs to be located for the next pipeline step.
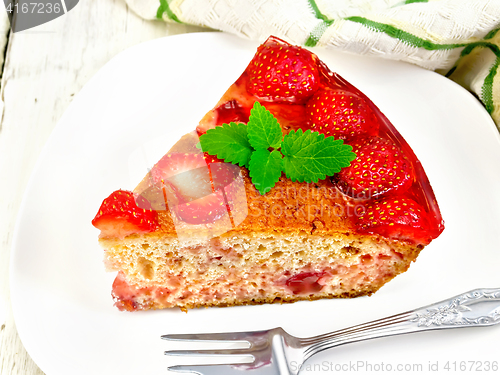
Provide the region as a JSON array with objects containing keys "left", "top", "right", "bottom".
[
  {"left": 199, "top": 122, "right": 253, "bottom": 167},
  {"left": 247, "top": 102, "right": 283, "bottom": 150},
  {"left": 281, "top": 129, "right": 356, "bottom": 183},
  {"left": 248, "top": 149, "right": 283, "bottom": 195}
]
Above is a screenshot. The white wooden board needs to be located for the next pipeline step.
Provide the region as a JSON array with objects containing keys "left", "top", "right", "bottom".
[{"left": 0, "top": 1, "right": 207, "bottom": 373}]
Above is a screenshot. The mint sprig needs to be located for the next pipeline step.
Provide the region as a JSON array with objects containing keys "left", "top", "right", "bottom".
[
  {"left": 247, "top": 102, "right": 282, "bottom": 149},
  {"left": 199, "top": 102, "right": 356, "bottom": 194},
  {"left": 200, "top": 122, "right": 253, "bottom": 167},
  {"left": 282, "top": 129, "right": 355, "bottom": 182},
  {"left": 249, "top": 149, "right": 283, "bottom": 194}
]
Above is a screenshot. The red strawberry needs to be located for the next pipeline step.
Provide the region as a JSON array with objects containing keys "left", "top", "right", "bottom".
[
  {"left": 355, "top": 197, "right": 432, "bottom": 245},
  {"left": 305, "top": 89, "right": 379, "bottom": 140},
  {"left": 153, "top": 153, "right": 212, "bottom": 201},
  {"left": 92, "top": 190, "right": 158, "bottom": 239},
  {"left": 151, "top": 152, "right": 240, "bottom": 225},
  {"left": 205, "top": 154, "right": 241, "bottom": 191},
  {"left": 336, "top": 136, "right": 414, "bottom": 199},
  {"left": 173, "top": 191, "right": 227, "bottom": 225},
  {"left": 247, "top": 37, "right": 319, "bottom": 104},
  {"left": 203, "top": 153, "right": 226, "bottom": 165}
]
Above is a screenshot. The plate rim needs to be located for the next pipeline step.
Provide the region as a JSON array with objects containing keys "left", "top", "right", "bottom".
[{"left": 10, "top": 31, "right": 500, "bottom": 375}]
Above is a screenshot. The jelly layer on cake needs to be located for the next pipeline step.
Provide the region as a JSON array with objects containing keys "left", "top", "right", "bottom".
[{"left": 93, "top": 36, "right": 444, "bottom": 311}]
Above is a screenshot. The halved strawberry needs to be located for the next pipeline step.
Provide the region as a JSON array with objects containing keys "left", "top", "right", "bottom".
[
  {"left": 173, "top": 190, "right": 228, "bottom": 225},
  {"left": 152, "top": 153, "right": 213, "bottom": 202},
  {"left": 247, "top": 37, "right": 319, "bottom": 103},
  {"left": 355, "top": 197, "right": 432, "bottom": 245},
  {"left": 92, "top": 190, "right": 158, "bottom": 239},
  {"left": 205, "top": 154, "right": 241, "bottom": 191},
  {"left": 151, "top": 152, "right": 240, "bottom": 225},
  {"left": 305, "top": 89, "right": 379, "bottom": 141},
  {"left": 336, "top": 136, "right": 414, "bottom": 199}
]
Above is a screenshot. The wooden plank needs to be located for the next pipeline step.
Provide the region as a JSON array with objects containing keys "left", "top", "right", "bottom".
[
  {"left": 0, "top": 2, "right": 9, "bottom": 325},
  {"left": 0, "top": 1, "right": 205, "bottom": 374},
  {"left": 0, "top": 8, "right": 10, "bottom": 77}
]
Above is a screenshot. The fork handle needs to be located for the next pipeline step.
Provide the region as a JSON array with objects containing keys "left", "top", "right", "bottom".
[{"left": 301, "top": 288, "right": 500, "bottom": 360}]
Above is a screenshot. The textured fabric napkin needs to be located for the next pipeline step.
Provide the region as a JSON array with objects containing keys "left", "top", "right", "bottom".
[{"left": 125, "top": 0, "right": 500, "bottom": 129}]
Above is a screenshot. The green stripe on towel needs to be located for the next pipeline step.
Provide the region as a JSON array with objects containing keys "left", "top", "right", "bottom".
[
  {"left": 307, "top": 0, "right": 331, "bottom": 22},
  {"left": 482, "top": 57, "right": 500, "bottom": 115},
  {"left": 445, "top": 42, "right": 500, "bottom": 114},
  {"left": 305, "top": 0, "right": 334, "bottom": 47},
  {"left": 346, "top": 16, "right": 466, "bottom": 51},
  {"left": 484, "top": 26, "right": 500, "bottom": 40},
  {"left": 305, "top": 20, "right": 334, "bottom": 47},
  {"left": 446, "top": 42, "right": 500, "bottom": 78},
  {"left": 156, "top": 0, "right": 182, "bottom": 23}
]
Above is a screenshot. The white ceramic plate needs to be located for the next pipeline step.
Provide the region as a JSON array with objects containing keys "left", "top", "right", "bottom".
[{"left": 11, "top": 33, "right": 500, "bottom": 375}]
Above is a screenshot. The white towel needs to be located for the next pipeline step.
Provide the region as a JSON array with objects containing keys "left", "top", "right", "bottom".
[{"left": 125, "top": 0, "right": 500, "bottom": 128}]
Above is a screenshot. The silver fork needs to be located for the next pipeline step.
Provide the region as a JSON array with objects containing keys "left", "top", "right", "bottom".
[{"left": 162, "top": 288, "right": 500, "bottom": 374}]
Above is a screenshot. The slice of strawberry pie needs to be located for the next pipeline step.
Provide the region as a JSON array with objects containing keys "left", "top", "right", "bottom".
[{"left": 92, "top": 36, "right": 444, "bottom": 311}]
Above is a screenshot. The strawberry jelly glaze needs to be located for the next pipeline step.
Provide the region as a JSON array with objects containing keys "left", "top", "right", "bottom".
[
  {"left": 215, "top": 99, "right": 250, "bottom": 125},
  {"left": 209, "top": 38, "right": 444, "bottom": 244}
]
